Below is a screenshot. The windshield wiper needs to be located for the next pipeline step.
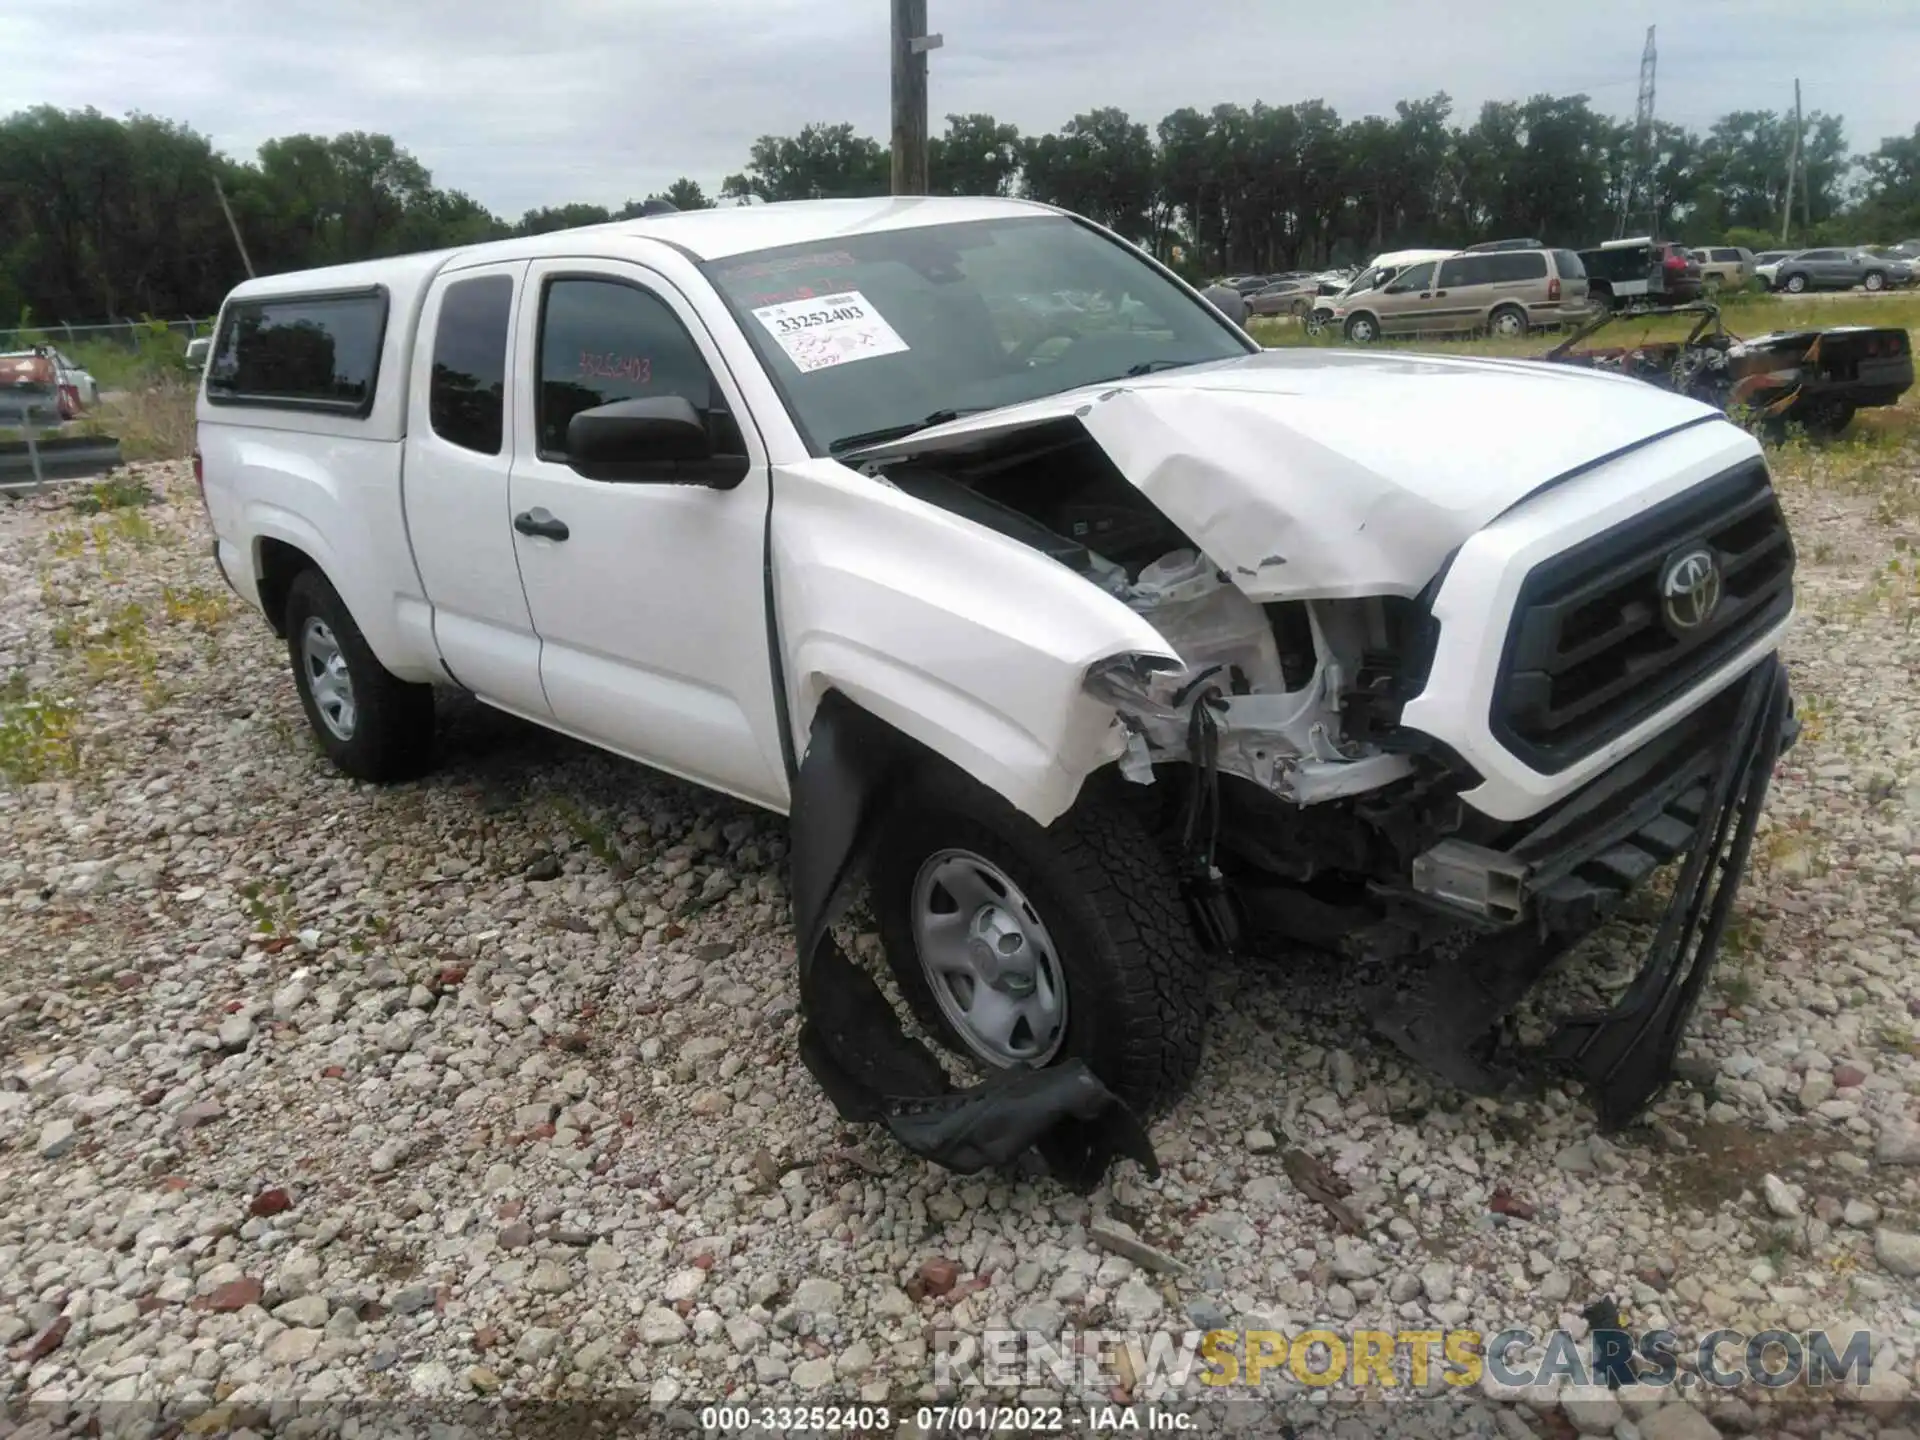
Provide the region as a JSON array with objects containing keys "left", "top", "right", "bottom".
[
  {"left": 1117, "top": 358, "right": 1204, "bottom": 378},
  {"left": 828, "top": 408, "right": 978, "bottom": 455}
]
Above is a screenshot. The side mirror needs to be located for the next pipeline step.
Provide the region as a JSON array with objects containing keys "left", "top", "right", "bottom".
[{"left": 564, "top": 396, "right": 749, "bottom": 488}]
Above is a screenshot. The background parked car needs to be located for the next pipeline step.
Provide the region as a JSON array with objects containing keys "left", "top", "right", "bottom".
[
  {"left": 1463, "top": 238, "right": 1544, "bottom": 252},
  {"left": 1304, "top": 249, "right": 1455, "bottom": 334},
  {"left": 47, "top": 349, "right": 98, "bottom": 409},
  {"left": 1577, "top": 237, "right": 1701, "bottom": 310},
  {"left": 0, "top": 345, "right": 91, "bottom": 418},
  {"left": 1331, "top": 246, "right": 1587, "bottom": 341},
  {"left": 1772, "top": 247, "right": 1902, "bottom": 294},
  {"left": 1690, "top": 246, "right": 1756, "bottom": 292},
  {"left": 1752, "top": 250, "right": 1794, "bottom": 288},
  {"left": 1245, "top": 278, "right": 1320, "bottom": 317}
]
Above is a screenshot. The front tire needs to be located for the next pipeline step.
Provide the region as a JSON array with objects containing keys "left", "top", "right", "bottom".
[
  {"left": 873, "top": 767, "right": 1209, "bottom": 1117},
  {"left": 284, "top": 570, "right": 435, "bottom": 782},
  {"left": 1785, "top": 272, "right": 1809, "bottom": 294},
  {"left": 1488, "top": 304, "right": 1528, "bottom": 338},
  {"left": 1344, "top": 313, "right": 1380, "bottom": 343}
]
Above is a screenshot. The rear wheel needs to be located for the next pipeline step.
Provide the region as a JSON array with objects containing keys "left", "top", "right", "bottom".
[
  {"left": 1344, "top": 313, "right": 1380, "bottom": 343},
  {"left": 1589, "top": 285, "right": 1614, "bottom": 313},
  {"left": 284, "top": 570, "right": 435, "bottom": 782},
  {"left": 873, "top": 767, "right": 1210, "bottom": 1116},
  {"left": 1864, "top": 271, "right": 1885, "bottom": 292},
  {"left": 1488, "top": 304, "right": 1528, "bottom": 338}
]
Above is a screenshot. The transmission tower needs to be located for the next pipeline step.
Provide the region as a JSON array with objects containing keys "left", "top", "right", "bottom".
[{"left": 1614, "top": 26, "right": 1657, "bottom": 238}]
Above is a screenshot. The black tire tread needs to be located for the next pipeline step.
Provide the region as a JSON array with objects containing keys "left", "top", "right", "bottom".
[
  {"left": 874, "top": 766, "right": 1209, "bottom": 1115},
  {"left": 284, "top": 569, "right": 435, "bottom": 783}
]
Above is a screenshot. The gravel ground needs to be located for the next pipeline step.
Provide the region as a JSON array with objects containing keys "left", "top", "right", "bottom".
[{"left": 2, "top": 456, "right": 1919, "bottom": 1439}]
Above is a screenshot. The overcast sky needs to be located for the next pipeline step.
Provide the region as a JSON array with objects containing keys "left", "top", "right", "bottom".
[{"left": 4, "top": 0, "right": 1916, "bottom": 218}]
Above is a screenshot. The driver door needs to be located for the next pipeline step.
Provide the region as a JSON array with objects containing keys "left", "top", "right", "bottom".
[{"left": 505, "top": 260, "right": 789, "bottom": 810}]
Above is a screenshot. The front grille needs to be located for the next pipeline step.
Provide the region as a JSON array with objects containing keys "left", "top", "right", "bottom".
[{"left": 1492, "top": 460, "right": 1794, "bottom": 773}]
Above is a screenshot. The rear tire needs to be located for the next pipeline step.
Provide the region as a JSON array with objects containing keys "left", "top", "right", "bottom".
[
  {"left": 284, "top": 569, "right": 435, "bottom": 782},
  {"left": 873, "top": 767, "right": 1210, "bottom": 1117},
  {"left": 1864, "top": 271, "right": 1885, "bottom": 292},
  {"left": 1589, "top": 286, "right": 1614, "bottom": 313}
]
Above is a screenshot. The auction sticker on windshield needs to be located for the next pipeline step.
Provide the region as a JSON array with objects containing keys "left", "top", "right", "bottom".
[{"left": 750, "top": 291, "right": 909, "bottom": 373}]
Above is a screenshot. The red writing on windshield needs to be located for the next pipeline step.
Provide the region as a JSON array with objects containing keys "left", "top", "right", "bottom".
[
  {"left": 746, "top": 285, "right": 817, "bottom": 305},
  {"left": 721, "top": 251, "right": 856, "bottom": 281},
  {"left": 579, "top": 351, "right": 651, "bottom": 384}
]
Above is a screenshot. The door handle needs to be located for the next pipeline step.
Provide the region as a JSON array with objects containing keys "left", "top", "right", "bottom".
[{"left": 513, "top": 508, "right": 569, "bottom": 542}]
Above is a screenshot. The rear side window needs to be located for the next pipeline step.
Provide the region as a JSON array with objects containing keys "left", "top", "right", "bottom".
[
  {"left": 1551, "top": 249, "right": 1585, "bottom": 279},
  {"left": 207, "top": 290, "right": 386, "bottom": 414},
  {"left": 536, "top": 278, "right": 720, "bottom": 457},
  {"left": 429, "top": 276, "right": 513, "bottom": 455},
  {"left": 1488, "top": 251, "right": 1547, "bottom": 281}
]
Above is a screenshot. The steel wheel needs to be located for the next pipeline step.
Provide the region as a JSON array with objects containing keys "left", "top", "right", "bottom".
[
  {"left": 1490, "top": 306, "right": 1527, "bottom": 337},
  {"left": 1345, "top": 315, "right": 1378, "bottom": 343},
  {"left": 300, "top": 617, "right": 356, "bottom": 741},
  {"left": 910, "top": 848, "right": 1068, "bottom": 1067}
]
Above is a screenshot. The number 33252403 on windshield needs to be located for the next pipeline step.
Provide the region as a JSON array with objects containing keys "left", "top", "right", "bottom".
[{"left": 773, "top": 303, "right": 866, "bottom": 333}]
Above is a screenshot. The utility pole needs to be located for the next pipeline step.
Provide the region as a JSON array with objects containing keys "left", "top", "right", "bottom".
[
  {"left": 213, "top": 174, "right": 256, "bottom": 279},
  {"left": 890, "top": 0, "right": 941, "bottom": 195},
  {"left": 1780, "top": 80, "right": 1802, "bottom": 246}
]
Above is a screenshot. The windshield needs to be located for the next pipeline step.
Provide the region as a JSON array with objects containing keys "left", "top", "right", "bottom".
[{"left": 706, "top": 215, "right": 1253, "bottom": 455}]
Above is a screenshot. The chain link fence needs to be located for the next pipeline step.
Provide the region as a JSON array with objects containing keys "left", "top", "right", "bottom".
[{"left": 0, "top": 317, "right": 216, "bottom": 352}]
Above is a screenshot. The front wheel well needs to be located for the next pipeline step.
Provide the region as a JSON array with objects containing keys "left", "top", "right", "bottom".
[{"left": 255, "top": 537, "right": 319, "bottom": 638}]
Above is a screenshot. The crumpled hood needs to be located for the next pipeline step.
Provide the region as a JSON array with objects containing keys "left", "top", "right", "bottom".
[{"left": 844, "top": 348, "right": 1729, "bottom": 599}]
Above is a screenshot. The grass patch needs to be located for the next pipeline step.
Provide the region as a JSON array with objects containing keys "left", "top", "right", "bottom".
[
  {"left": 0, "top": 671, "right": 83, "bottom": 784},
  {"left": 69, "top": 475, "right": 158, "bottom": 514},
  {"left": 67, "top": 378, "right": 196, "bottom": 462}
]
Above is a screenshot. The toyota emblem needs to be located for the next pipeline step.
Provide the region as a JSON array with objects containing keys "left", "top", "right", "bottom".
[{"left": 1660, "top": 547, "right": 1722, "bottom": 631}]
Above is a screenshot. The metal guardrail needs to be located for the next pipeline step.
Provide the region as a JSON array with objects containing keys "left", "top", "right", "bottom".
[{"left": 0, "top": 437, "right": 124, "bottom": 490}]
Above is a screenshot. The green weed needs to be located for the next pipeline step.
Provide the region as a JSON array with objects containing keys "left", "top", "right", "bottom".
[{"left": 0, "top": 671, "right": 82, "bottom": 784}]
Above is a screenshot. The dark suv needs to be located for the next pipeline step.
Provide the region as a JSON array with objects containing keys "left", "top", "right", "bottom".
[
  {"left": 1772, "top": 248, "right": 1904, "bottom": 294},
  {"left": 1577, "top": 239, "right": 1702, "bottom": 310}
]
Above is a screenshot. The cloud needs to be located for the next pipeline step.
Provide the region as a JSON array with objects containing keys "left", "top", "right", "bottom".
[{"left": 2, "top": 0, "right": 1915, "bottom": 217}]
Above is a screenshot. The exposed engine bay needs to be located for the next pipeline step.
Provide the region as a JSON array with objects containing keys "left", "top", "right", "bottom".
[{"left": 872, "top": 430, "right": 1423, "bottom": 818}]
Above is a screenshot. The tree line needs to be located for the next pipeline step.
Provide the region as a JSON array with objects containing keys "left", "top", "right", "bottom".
[{"left": 3, "top": 95, "right": 1918, "bottom": 327}]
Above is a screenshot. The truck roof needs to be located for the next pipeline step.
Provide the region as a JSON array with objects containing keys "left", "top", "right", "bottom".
[{"left": 222, "top": 195, "right": 1061, "bottom": 308}]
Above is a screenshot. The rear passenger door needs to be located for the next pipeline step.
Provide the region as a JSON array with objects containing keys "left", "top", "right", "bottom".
[{"left": 404, "top": 261, "right": 553, "bottom": 718}]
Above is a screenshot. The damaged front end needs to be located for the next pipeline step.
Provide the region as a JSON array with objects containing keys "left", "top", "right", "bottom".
[{"left": 784, "top": 363, "right": 1796, "bottom": 1185}]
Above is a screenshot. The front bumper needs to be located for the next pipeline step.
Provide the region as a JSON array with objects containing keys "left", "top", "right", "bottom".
[{"left": 1371, "top": 653, "right": 1793, "bottom": 1126}]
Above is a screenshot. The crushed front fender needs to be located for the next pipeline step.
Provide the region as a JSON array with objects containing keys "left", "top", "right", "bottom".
[{"left": 787, "top": 692, "right": 1158, "bottom": 1190}]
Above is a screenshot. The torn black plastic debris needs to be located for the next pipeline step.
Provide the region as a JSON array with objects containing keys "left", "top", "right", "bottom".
[{"left": 786, "top": 692, "right": 1159, "bottom": 1191}]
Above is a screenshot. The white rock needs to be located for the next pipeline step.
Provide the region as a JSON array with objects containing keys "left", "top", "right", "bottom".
[
  {"left": 263, "top": 1327, "right": 321, "bottom": 1366},
  {"left": 1113, "top": 1276, "right": 1163, "bottom": 1324},
  {"left": 1873, "top": 1228, "right": 1920, "bottom": 1278},
  {"left": 1761, "top": 1173, "right": 1801, "bottom": 1219},
  {"left": 1561, "top": 1386, "right": 1623, "bottom": 1434},
  {"left": 639, "top": 1307, "right": 688, "bottom": 1345},
  {"left": 1638, "top": 1405, "right": 1719, "bottom": 1440},
  {"left": 38, "top": 1119, "right": 77, "bottom": 1159}
]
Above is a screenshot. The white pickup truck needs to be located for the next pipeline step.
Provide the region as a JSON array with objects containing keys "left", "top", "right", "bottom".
[{"left": 197, "top": 196, "right": 1795, "bottom": 1184}]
